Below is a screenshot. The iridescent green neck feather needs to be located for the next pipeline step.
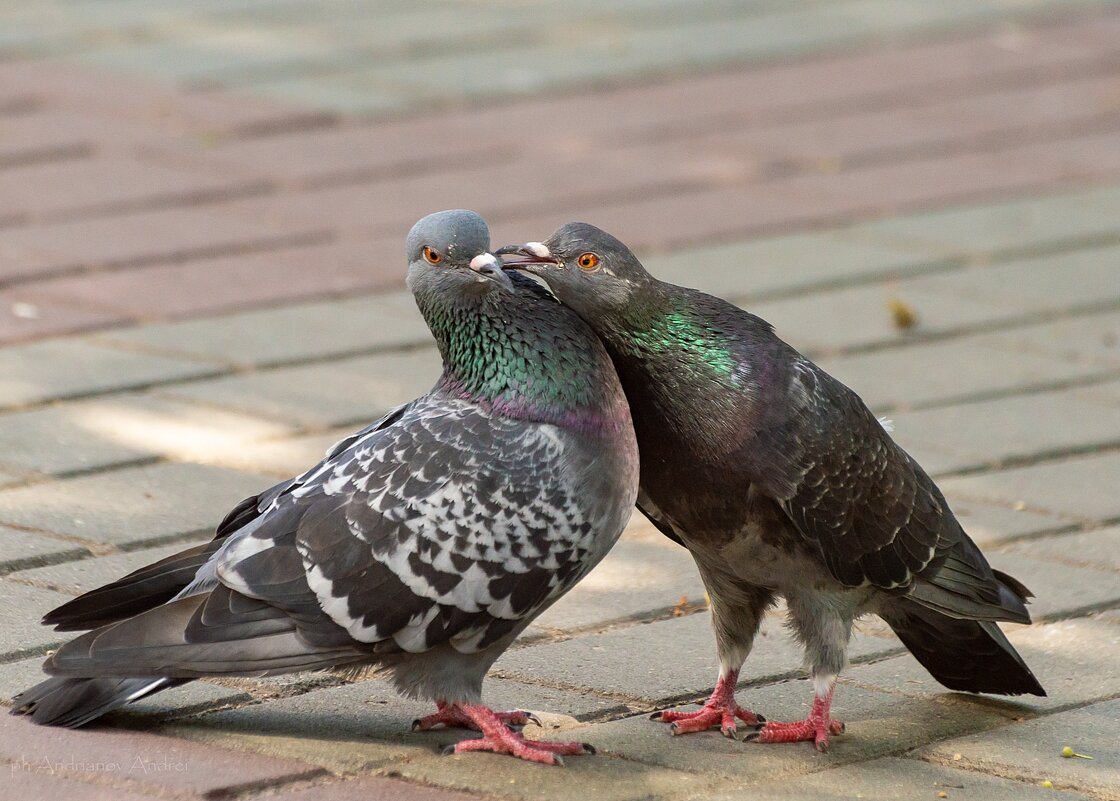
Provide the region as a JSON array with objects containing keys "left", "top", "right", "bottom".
[
  {"left": 608, "top": 291, "right": 740, "bottom": 386},
  {"left": 419, "top": 290, "right": 623, "bottom": 430}
]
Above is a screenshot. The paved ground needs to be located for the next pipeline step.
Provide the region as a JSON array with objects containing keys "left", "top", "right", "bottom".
[{"left": 1, "top": 1, "right": 1119, "bottom": 799}]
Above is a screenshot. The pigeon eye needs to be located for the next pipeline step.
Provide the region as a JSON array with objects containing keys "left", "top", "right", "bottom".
[
  {"left": 422, "top": 246, "right": 443, "bottom": 265},
  {"left": 577, "top": 252, "right": 600, "bottom": 270}
]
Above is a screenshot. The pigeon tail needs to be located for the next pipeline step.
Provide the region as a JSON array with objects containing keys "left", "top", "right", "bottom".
[
  {"left": 10, "top": 675, "right": 179, "bottom": 728},
  {"left": 43, "top": 593, "right": 366, "bottom": 680},
  {"left": 880, "top": 587, "right": 1045, "bottom": 696},
  {"left": 42, "top": 539, "right": 225, "bottom": 631}
]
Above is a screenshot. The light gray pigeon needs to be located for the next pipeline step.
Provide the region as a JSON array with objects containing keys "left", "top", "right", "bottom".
[
  {"left": 499, "top": 223, "right": 1043, "bottom": 752},
  {"left": 11, "top": 211, "right": 639, "bottom": 766}
]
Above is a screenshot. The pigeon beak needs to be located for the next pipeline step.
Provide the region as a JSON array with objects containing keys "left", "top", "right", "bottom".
[
  {"left": 468, "top": 252, "right": 514, "bottom": 289},
  {"left": 495, "top": 242, "right": 562, "bottom": 271}
]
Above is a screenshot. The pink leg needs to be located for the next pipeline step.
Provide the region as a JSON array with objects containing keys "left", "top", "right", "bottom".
[
  {"left": 746, "top": 684, "right": 845, "bottom": 752},
  {"left": 443, "top": 703, "right": 595, "bottom": 766},
  {"left": 650, "top": 670, "right": 765, "bottom": 737},
  {"left": 412, "top": 700, "right": 539, "bottom": 732}
]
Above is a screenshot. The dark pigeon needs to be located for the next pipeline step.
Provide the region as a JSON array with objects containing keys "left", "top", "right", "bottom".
[
  {"left": 12, "top": 211, "right": 639, "bottom": 766},
  {"left": 500, "top": 223, "right": 1043, "bottom": 751}
]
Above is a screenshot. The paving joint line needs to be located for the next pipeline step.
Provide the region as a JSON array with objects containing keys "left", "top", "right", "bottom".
[
  {"left": 803, "top": 296, "right": 1120, "bottom": 362},
  {"left": 0, "top": 142, "right": 93, "bottom": 171},
  {"left": 0, "top": 228, "right": 336, "bottom": 291},
  {"left": 0, "top": 180, "right": 278, "bottom": 233},
  {"left": 928, "top": 437, "right": 1120, "bottom": 481},
  {"left": 915, "top": 725, "right": 1120, "bottom": 801}
]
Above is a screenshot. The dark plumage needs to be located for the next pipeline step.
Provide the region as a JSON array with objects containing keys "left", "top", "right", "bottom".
[
  {"left": 12, "top": 211, "right": 639, "bottom": 765},
  {"left": 501, "top": 223, "right": 1043, "bottom": 750}
]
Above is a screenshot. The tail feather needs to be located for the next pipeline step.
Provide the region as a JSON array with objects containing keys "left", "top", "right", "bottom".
[
  {"left": 10, "top": 676, "right": 178, "bottom": 728},
  {"left": 883, "top": 570, "right": 1045, "bottom": 696},
  {"left": 43, "top": 540, "right": 225, "bottom": 632},
  {"left": 46, "top": 593, "right": 366, "bottom": 679}
]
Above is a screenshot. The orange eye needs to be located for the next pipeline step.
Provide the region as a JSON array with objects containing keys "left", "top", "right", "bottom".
[
  {"left": 577, "top": 252, "right": 599, "bottom": 270},
  {"left": 422, "top": 246, "right": 443, "bottom": 264}
]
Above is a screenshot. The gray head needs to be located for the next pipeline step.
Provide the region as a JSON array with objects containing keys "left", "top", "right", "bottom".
[
  {"left": 496, "top": 222, "right": 652, "bottom": 318},
  {"left": 405, "top": 209, "right": 512, "bottom": 301}
]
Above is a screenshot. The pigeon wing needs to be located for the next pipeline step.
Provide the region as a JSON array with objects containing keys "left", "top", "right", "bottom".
[
  {"left": 745, "top": 359, "right": 1017, "bottom": 619},
  {"left": 224, "top": 396, "right": 602, "bottom": 656}
]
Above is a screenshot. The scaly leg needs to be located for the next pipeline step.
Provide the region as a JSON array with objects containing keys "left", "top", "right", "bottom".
[
  {"left": 745, "top": 678, "right": 844, "bottom": 752},
  {"left": 412, "top": 699, "right": 539, "bottom": 732},
  {"left": 650, "top": 669, "right": 764, "bottom": 737},
  {"left": 651, "top": 567, "right": 773, "bottom": 738},
  {"left": 751, "top": 591, "right": 854, "bottom": 751},
  {"left": 443, "top": 703, "right": 595, "bottom": 766}
]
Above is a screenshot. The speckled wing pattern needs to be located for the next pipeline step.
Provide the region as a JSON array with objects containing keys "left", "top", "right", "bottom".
[
  {"left": 746, "top": 358, "right": 1010, "bottom": 616},
  {"left": 217, "top": 394, "right": 603, "bottom": 656}
]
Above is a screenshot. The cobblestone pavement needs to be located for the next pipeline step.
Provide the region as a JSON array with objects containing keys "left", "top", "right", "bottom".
[{"left": 2, "top": 1, "right": 1119, "bottom": 799}]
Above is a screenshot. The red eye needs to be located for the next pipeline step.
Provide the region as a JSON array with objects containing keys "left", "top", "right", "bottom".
[
  {"left": 577, "top": 252, "right": 599, "bottom": 270},
  {"left": 423, "top": 246, "right": 443, "bottom": 264}
]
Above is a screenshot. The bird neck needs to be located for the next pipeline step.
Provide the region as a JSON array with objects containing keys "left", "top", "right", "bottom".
[
  {"left": 603, "top": 287, "right": 740, "bottom": 385},
  {"left": 423, "top": 294, "right": 628, "bottom": 433}
]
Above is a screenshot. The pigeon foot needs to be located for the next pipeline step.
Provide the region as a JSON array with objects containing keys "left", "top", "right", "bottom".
[
  {"left": 745, "top": 716, "right": 845, "bottom": 751},
  {"left": 650, "top": 670, "right": 763, "bottom": 737},
  {"left": 743, "top": 687, "right": 843, "bottom": 751},
  {"left": 444, "top": 703, "right": 593, "bottom": 766},
  {"left": 413, "top": 700, "right": 539, "bottom": 732}
]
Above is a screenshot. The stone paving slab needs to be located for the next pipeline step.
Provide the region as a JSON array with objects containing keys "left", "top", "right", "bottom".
[
  {"left": 7, "top": 770, "right": 166, "bottom": 801},
  {"left": 0, "top": 580, "right": 74, "bottom": 660},
  {"left": 888, "top": 382, "right": 1120, "bottom": 476},
  {"left": 859, "top": 182, "right": 1120, "bottom": 256},
  {"left": 644, "top": 228, "right": 941, "bottom": 302},
  {"left": 22, "top": 238, "right": 406, "bottom": 324},
  {"left": 842, "top": 617, "right": 1120, "bottom": 716},
  {"left": 0, "top": 205, "right": 331, "bottom": 290},
  {"left": 1003, "top": 526, "right": 1120, "bottom": 572},
  {"left": 979, "top": 551, "right": 1120, "bottom": 620},
  {"left": 0, "top": 155, "right": 263, "bottom": 225},
  {"left": 750, "top": 243, "right": 1120, "bottom": 355},
  {"left": 815, "top": 333, "right": 1110, "bottom": 413},
  {"left": 0, "top": 711, "right": 327, "bottom": 800},
  {"left": 939, "top": 451, "right": 1120, "bottom": 522},
  {"left": 0, "top": 339, "right": 221, "bottom": 410},
  {"left": 0, "top": 462, "right": 271, "bottom": 548},
  {"left": 715, "top": 756, "right": 1094, "bottom": 801},
  {"left": 0, "top": 393, "right": 296, "bottom": 477},
  {"left": 159, "top": 349, "right": 442, "bottom": 428},
  {"left": 572, "top": 681, "right": 1017, "bottom": 786},
  {"left": 9, "top": 542, "right": 202, "bottom": 597},
  {"left": 378, "top": 746, "right": 714, "bottom": 801},
  {"left": 272, "top": 775, "right": 486, "bottom": 801},
  {"left": 493, "top": 612, "right": 900, "bottom": 707},
  {"left": 917, "top": 699, "right": 1120, "bottom": 798},
  {"left": 991, "top": 308, "right": 1120, "bottom": 370},
  {"left": 94, "top": 290, "right": 427, "bottom": 367},
  {"left": 943, "top": 495, "right": 1076, "bottom": 547},
  {"left": 198, "top": 0, "right": 1120, "bottom": 115},
  {"left": 170, "top": 673, "right": 623, "bottom": 775},
  {"left": 0, "top": 525, "right": 89, "bottom": 574}
]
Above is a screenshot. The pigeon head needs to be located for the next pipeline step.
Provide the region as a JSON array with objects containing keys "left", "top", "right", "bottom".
[
  {"left": 406, "top": 213, "right": 626, "bottom": 427},
  {"left": 406, "top": 209, "right": 513, "bottom": 300},
  {"left": 497, "top": 222, "right": 651, "bottom": 317}
]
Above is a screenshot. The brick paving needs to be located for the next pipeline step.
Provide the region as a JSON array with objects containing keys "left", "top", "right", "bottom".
[{"left": 1, "top": 2, "right": 1119, "bottom": 800}]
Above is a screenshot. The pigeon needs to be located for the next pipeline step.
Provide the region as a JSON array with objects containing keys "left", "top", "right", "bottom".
[
  {"left": 499, "top": 223, "right": 1044, "bottom": 751},
  {"left": 12, "top": 210, "right": 639, "bottom": 766}
]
